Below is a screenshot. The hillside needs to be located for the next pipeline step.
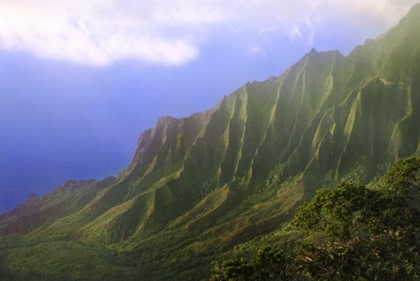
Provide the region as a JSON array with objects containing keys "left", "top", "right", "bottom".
[{"left": 1, "top": 3, "right": 420, "bottom": 280}]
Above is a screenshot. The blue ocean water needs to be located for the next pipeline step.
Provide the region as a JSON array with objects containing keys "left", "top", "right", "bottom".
[{"left": 0, "top": 139, "right": 132, "bottom": 214}]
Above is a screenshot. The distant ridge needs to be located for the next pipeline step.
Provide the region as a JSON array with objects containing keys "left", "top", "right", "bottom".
[{"left": 1, "top": 3, "right": 420, "bottom": 280}]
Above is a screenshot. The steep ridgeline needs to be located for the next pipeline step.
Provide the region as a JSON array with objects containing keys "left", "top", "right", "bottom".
[
  {"left": 0, "top": 178, "right": 115, "bottom": 236},
  {"left": 1, "top": 3, "right": 420, "bottom": 280}
]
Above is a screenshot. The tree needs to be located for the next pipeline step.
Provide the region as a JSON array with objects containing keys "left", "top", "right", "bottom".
[
  {"left": 291, "top": 181, "right": 420, "bottom": 240},
  {"left": 291, "top": 183, "right": 376, "bottom": 241},
  {"left": 210, "top": 158, "right": 420, "bottom": 281},
  {"left": 384, "top": 157, "right": 420, "bottom": 207},
  {"left": 294, "top": 228, "right": 420, "bottom": 280},
  {"left": 384, "top": 157, "right": 420, "bottom": 191},
  {"left": 291, "top": 171, "right": 420, "bottom": 280},
  {"left": 210, "top": 246, "right": 293, "bottom": 281}
]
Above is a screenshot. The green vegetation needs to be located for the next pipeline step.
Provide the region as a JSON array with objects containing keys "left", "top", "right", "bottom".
[
  {"left": 210, "top": 246, "right": 293, "bottom": 281},
  {"left": 1, "top": 3, "right": 420, "bottom": 280},
  {"left": 2, "top": 240, "right": 138, "bottom": 281},
  {"left": 211, "top": 157, "right": 420, "bottom": 280}
]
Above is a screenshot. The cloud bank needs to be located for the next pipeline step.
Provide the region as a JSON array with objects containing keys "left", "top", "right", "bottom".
[
  {"left": 0, "top": 0, "right": 417, "bottom": 66},
  {"left": 0, "top": 0, "right": 227, "bottom": 65}
]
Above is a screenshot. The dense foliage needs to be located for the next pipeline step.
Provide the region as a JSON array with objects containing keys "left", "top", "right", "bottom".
[
  {"left": 211, "top": 157, "right": 420, "bottom": 280},
  {"left": 210, "top": 247, "right": 293, "bottom": 281},
  {"left": 2, "top": 4, "right": 420, "bottom": 279}
]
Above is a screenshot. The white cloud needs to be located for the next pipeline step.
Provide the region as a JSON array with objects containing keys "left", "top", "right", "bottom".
[
  {"left": 0, "top": 0, "right": 416, "bottom": 66},
  {"left": 228, "top": 0, "right": 417, "bottom": 26},
  {"left": 248, "top": 44, "right": 266, "bottom": 58},
  {"left": 229, "top": 25, "right": 243, "bottom": 34},
  {"left": 289, "top": 25, "right": 302, "bottom": 40},
  {"left": 230, "top": 0, "right": 416, "bottom": 57},
  {"left": 322, "top": 0, "right": 419, "bottom": 25},
  {"left": 305, "top": 18, "right": 315, "bottom": 46},
  {"left": 0, "top": 0, "right": 228, "bottom": 66}
]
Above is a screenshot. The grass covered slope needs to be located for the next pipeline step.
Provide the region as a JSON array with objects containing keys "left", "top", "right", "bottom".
[{"left": 1, "top": 3, "right": 420, "bottom": 280}]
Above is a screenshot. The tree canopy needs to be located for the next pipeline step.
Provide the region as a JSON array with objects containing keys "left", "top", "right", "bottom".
[{"left": 210, "top": 157, "right": 420, "bottom": 281}]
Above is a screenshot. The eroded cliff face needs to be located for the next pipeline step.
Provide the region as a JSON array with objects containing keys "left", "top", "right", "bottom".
[{"left": 1, "top": 4, "right": 420, "bottom": 279}]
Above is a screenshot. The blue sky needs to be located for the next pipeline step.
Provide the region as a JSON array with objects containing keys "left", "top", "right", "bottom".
[{"left": 0, "top": 0, "right": 418, "bottom": 213}]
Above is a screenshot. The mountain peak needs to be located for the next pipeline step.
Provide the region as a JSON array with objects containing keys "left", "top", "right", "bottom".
[
  {"left": 158, "top": 116, "right": 177, "bottom": 123},
  {"left": 408, "top": 2, "right": 420, "bottom": 15},
  {"left": 26, "top": 193, "right": 38, "bottom": 201}
]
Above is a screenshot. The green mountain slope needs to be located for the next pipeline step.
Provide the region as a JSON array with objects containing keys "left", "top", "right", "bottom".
[{"left": 1, "top": 3, "right": 420, "bottom": 280}]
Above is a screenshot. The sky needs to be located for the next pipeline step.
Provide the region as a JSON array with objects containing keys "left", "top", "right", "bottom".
[{"left": 0, "top": 0, "right": 418, "bottom": 213}]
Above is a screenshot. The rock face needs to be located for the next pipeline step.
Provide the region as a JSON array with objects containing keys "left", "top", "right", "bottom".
[{"left": 1, "top": 3, "right": 420, "bottom": 280}]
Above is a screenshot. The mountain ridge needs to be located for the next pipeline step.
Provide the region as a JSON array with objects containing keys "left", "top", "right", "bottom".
[{"left": 1, "top": 3, "right": 420, "bottom": 280}]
